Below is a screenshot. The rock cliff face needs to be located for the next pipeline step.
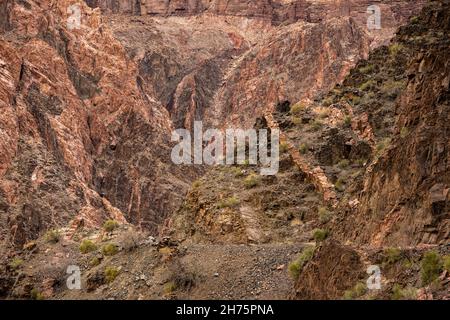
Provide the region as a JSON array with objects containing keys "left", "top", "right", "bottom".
[
  {"left": 329, "top": 1, "right": 450, "bottom": 247},
  {"left": 1, "top": 0, "right": 443, "bottom": 302},
  {"left": 0, "top": 0, "right": 196, "bottom": 249},
  {"left": 291, "top": 0, "right": 450, "bottom": 300}
]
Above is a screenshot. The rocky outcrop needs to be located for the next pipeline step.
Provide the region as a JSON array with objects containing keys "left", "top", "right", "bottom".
[
  {"left": 206, "top": 16, "right": 371, "bottom": 129},
  {"left": 86, "top": 0, "right": 425, "bottom": 29},
  {"left": 0, "top": 0, "right": 195, "bottom": 248},
  {"left": 331, "top": 0, "right": 450, "bottom": 247}
]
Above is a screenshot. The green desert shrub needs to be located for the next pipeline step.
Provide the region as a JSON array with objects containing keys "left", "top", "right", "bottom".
[
  {"left": 291, "top": 116, "right": 302, "bottom": 126},
  {"left": 335, "top": 177, "right": 346, "bottom": 192},
  {"left": 311, "top": 119, "right": 323, "bottom": 131},
  {"left": 322, "top": 96, "right": 334, "bottom": 107},
  {"left": 359, "top": 80, "right": 376, "bottom": 91},
  {"left": 383, "top": 248, "right": 402, "bottom": 265},
  {"left": 343, "top": 282, "right": 367, "bottom": 300},
  {"left": 243, "top": 174, "right": 260, "bottom": 189},
  {"left": 337, "top": 159, "right": 350, "bottom": 169},
  {"left": 279, "top": 142, "right": 289, "bottom": 154},
  {"left": 192, "top": 180, "right": 202, "bottom": 188},
  {"left": 343, "top": 115, "right": 352, "bottom": 127},
  {"left": 443, "top": 255, "right": 450, "bottom": 273},
  {"left": 421, "top": 251, "right": 442, "bottom": 285},
  {"left": 102, "top": 243, "right": 119, "bottom": 256},
  {"left": 230, "top": 167, "right": 244, "bottom": 177},
  {"left": 104, "top": 266, "right": 120, "bottom": 283},
  {"left": 30, "top": 288, "right": 44, "bottom": 300},
  {"left": 299, "top": 143, "right": 309, "bottom": 154},
  {"left": 391, "top": 284, "right": 417, "bottom": 300},
  {"left": 45, "top": 229, "right": 61, "bottom": 244},
  {"left": 359, "top": 64, "right": 374, "bottom": 74},
  {"left": 381, "top": 79, "right": 404, "bottom": 98},
  {"left": 79, "top": 239, "right": 97, "bottom": 254},
  {"left": 288, "top": 246, "right": 315, "bottom": 280},
  {"left": 376, "top": 138, "right": 391, "bottom": 155},
  {"left": 389, "top": 43, "right": 404, "bottom": 56},
  {"left": 290, "top": 103, "right": 306, "bottom": 115},
  {"left": 312, "top": 229, "right": 329, "bottom": 242},
  {"left": 103, "top": 219, "right": 120, "bottom": 232},
  {"left": 164, "top": 281, "right": 177, "bottom": 294},
  {"left": 217, "top": 196, "right": 240, "bottom": 209},
  {"left": 410, "top": 16, "right": 419, "bottom": 24},
  {"left": 318, "top": 207, "right": 332, "bottom": 224},
  {"left": 9, "top": 257, "right": 24, "bottom": 270},
  {"left": 90, "top": 256, "right": 101, "bottom": 267},
  {"left": 400, "top": 127, "right": 409, "bottom": 138}
]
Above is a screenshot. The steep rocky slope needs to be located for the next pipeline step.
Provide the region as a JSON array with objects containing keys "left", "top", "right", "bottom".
[
  {"left": 1, "top": 0, "right": 443, "bottom": 301},
  {"left": 291, "top": 0, "right": 450, "bottom": 299},
  {"left": 0, "top": 0, "right": 197, "bottom": 252}
]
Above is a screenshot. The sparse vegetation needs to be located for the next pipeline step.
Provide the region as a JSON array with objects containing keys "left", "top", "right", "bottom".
[
  {"left": 421, "top": 251, "right": 442, "bottom": 285},
  {"left": 45, "top": 229, "right": 61, "bottom": 244},
  {"left": 343, "top": 282, "right": 367, "bottom": 300},
  {"left": 322, "top": 96, "right": 334, "bottom": 107},
  {"left": 9, "top": 257, "right": 24, "bottom": 270},
  {"left": 30, "top": 288, "right": 44, "bottom": 300},
  {"left": 391, "top": 284, "right": 417, "bottom": 300},
  {"left": 444, "top": 255, "right": 450, "bottom": 273},
  {"left": 164, "top": 281, "right": 177, "bottom": 294},
  {"left": 376, "top": 138, "right": 391, "bottom": 155},
  {"left": 400, "top": 127, "right": 409, "bottom": 138},
  {"left": 389, "top": 43, "right": 404, "bottom": 56},
  {"left": 359, "top": 80, "right": 376, "bottom": 91},
  {"left": 318, "top": 207, "right": 332, "bottom": 223},
  {"left": 79, "top": 239, "right": 97, "bottom": 254},
  {"left": 230, "top": 166, "right": 244, "bottom": 177},
  {"left": 103, "top": 219, "right": 120, "bottom": 232},
  {"left": 280, "top": 142, "right": 289, "bottom": 154},
  {"left": 102, "top": 243, "right": 119, "bottom": 256},
  {"left": 192, "top": 180, "right": 202, "bottom": 188},
  {"left": 217, "top": 196, "right": 240, "bottom": 209},
  {"left": 290, "top": 103, "right": 306, "bottom": 115},
  {"left": 337, "top": 159, "right": 350, "bottom": 169},
  {"left": 291, "top": 116, "right": 302, "bottom": 126},
  {"left": 23, "top": 241, "right": 37, "bottom": 251},
  {"left": 299, "top": 143, "right": 308, "bottom": 154},
  {"left": 359, "top": 64, "right": 375, "bottom": 74},
  {"left": 288, "top": 246, "right": 315, "bottom": 280},
  {"left": 89, "top": 256, "right": 101, "bottom": 267},
  {"left": 410, "top": 16, "right": 419, "bottom": 24},
  {"left": 311, "top": 119, "right": 323, "bottom": 131},
  {"left": 312, "top": 228, "right": 328, "bottom": 242},
  {"left": 104, "top": 266, "right": 120, "bottom": 283},
  {"left": 381, "top": 79, "right": 405, "bottom": 98},
  {"left": 350, "top": 95, "right": 361, "bottom": 105},
  {"left": 243, "top": 173, "right": 260, "bottom": 189},
  {"left": 343, "top": 115, "right": 352, "bottom": 127},
  {"left": 335, "top": 177, "right": 346, "bottom": 192},
  {"left": 383, "top": 248, "right": 402, "bottom": 265},
  {"left": 355, "top": 158, "right": 367, "bottom": 167}
]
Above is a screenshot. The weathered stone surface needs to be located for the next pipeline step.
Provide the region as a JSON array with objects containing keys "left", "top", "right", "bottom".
[
  {"left": 331, "top": 0, "right": 450, "bottom": 246},
  {"left": 0, "top": 0, "right": 194, "bottom": 248}
]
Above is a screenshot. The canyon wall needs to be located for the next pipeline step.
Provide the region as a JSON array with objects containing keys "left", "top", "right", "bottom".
[
  {"left": 0, "top": 0, "right": 197, "bottom": 249},
  {"left": 0, "top": 0, "right": 426, "bottom": 251}
]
